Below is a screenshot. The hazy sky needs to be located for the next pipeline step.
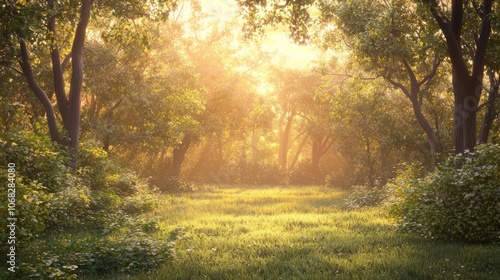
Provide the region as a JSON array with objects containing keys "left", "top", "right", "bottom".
[{"left": 198, "top": 0, "right": 324, "bottom": 69}]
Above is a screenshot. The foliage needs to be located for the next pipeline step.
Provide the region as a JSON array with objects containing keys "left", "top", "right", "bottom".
[
  {"left": 388, "top": 145, "right": 500, "bottom": 242},
  {"left": 238, "top": 0, "right": 315, "bottom": 43},
  {"left": 324, "top": 169, "right": 357, "bottom": 190},
  {"left": 77, "top": 142, "right": 145, "bottom": 196},
  {"left": 0, "top": 130, "right": 175, "bottom": 279},
  {"left": 321, "top": 76, "right": 432, "bottom": 187},
  {"left": 16, "top": 218, "right": 175, "bottom": 279},
  {"left": 0, "top": 129, "right": 71, "bottom": 192},
  {"left": 343, "top": 185, "right": 387, "bottom": 210},
  {"left": 0, "top": 130, "right": 78, "bottom": 239}
]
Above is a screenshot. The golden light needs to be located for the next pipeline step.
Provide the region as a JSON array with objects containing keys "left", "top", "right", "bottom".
[
  {"left": 255, "top": 79, "right": 275, "bottom": 96},
  {"left": 197, "top": 0, "right": 323, "bottom": 70}
]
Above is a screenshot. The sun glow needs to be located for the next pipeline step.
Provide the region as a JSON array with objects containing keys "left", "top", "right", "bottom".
[
  {"left": 197, "top": 0, "right": 324, "bottom": 70},
  {"left": 255, "top": 79, "right": 275, "bottom": 96}
]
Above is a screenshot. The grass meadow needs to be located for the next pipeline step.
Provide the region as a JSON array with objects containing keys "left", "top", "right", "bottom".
[{"left": 85, "top": 186, "right": 499, "bottom": 280}]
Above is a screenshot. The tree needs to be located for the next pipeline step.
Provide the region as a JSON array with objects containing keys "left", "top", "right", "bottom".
[
  {"left": 237, "top": 0, "right": 500, "bottom": 155},
  {"left": 3, "top": 0, "right": 175, "bottom": 168},
  {"left": 325, "top": 0, "right": 446, "bottom": 163},
  {"left": 107, "top": 3, "right": 271, "bottom": 182},
  {"left": 173, "top": 5, "right": 272, "bottom": 180},
  {"left": 82, "top": 26, "right": 205, "bottom": 180},
  {"left": 238, "top": 0, "right": 447, "bottom": 163},
  {"left": 421, "top": 0, "right": 496, "bottom": 153},
  {"left": 479, "top": 5, "right": 500, "bottom": 143},
  {"left": 265, "top": 67, "right": 321, "bottom": 174}
]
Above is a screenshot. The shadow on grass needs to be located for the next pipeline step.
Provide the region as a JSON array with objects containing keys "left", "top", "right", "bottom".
[{"left": 166, "top": 232, "right": 499, "bottom": 280}]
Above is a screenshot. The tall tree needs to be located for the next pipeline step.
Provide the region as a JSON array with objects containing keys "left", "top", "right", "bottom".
[
  {"left": 323, "top": 0, "right": 445, "bottom": 163},
  {"left": 3, "top": 0, "right": 175, "bottom": 168},
  {"left": 238, "top": 0, "right": 446, "bottom": 162},
  {"left": 237, "top": 0, "right": 499, "bottom": 155},
  {"left": 421, "top": 0, "right": 495, "bottom": 153},
  {"left": 267, "top": 67, "right": 319, "bottom": 172}
]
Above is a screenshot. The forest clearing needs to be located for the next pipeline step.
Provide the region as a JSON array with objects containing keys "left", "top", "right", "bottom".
[
  {"left": 85, "top": 186, "right": 499, "bottom": 280},
  {"left": 2, "top": 0, "right": 500, "bottom": 279}
]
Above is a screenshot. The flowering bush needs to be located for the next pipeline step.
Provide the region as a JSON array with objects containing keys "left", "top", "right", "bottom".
[{"left": 388, "top": 144, "right": 500, "bottom": 242}]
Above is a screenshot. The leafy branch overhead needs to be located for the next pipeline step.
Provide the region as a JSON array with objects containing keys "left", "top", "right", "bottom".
[{"left": 238, "top": 0, "right": 315, "bottom": 44}]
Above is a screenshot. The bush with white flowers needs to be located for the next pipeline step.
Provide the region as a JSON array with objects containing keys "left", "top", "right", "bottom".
[{"left": 388, "top": 144, "right": 500, "bottom": 242}]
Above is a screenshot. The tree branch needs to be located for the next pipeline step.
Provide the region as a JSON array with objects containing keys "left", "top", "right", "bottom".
[
  {"left": 471, "top": 0, "right": 484, "bottom": 18},
  {"left": 471, "top": 0, "right": 493, "bottom": 93},
  {"left": 402, "top": 60, "right": 419, "bottom": 98},
  {"left": 66, "top": 0, "right": 93, "bottom": 149},
  {"left": 451, "top": 0, "right": 464, "bottom": 38},
  {"left": 424, "top": 0, "right": 471, "bottom": 89},
  {"left": 321, "top": 135, "right": 335, "bottom": 155},
  {"left": 384, "top": 76, "right": 411, "bottom": 99},
  {"left": 61, "top": 52, "right": 71, "bottom": 72},
  {"left": 418, "top": 54, "right": 441, "bottom": 87},
  {"left": 48, "top": 0, "right": 70, "bottom": 124},
  {"left": 8, "top": 65, "right": 23, "bottom": 75},
  {"left": 19, "top": 38, "right": 62, "bottom": 144},
  {"left": 475, "top": 92, "right": 500, "bottom": 112},
  {"left": 103, "top": 98, "right": 124, "bottom": 117}
]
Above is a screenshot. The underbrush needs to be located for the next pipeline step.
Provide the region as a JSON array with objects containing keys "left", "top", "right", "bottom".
[
  {"left": 0, "top": 130, "right": 176, "bottom": 279},
  {"left": 388, "top": 144, "right": 500, "bottom": 242},
  {"left": 19, "top": 219, "right": 176, "bottom": 279},
  {"left": 342, "top": 185, "right": 387, "bottom": 209}
]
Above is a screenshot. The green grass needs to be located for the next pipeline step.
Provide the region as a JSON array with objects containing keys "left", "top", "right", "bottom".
[{"left": 86, "top": 185, "right": 500, "bottom": 280}]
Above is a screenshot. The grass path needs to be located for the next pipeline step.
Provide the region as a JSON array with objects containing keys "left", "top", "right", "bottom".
[{"left": 98, "top": 186, "right": 499, "bottom": 280}]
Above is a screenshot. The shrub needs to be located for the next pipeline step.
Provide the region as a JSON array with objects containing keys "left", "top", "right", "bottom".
[
  {"left": 0, "top": 131, "right": 172, "bottom": 279},
  {"left": 343, "top": 185, "right": 387, "bottom": 209},
  {"left": 122, "top": 189, "right": 158, "bottom": 215},
  {"left": 77, "top": 142, "right": 109, "bottom": 190},
  {"left": 0, "top": 130, "right": 70, "bottom": 192},
  {"left": 82, "top": 222, "right": 173, "bottom": 275},
  {"left": 0, "top": 131, "right": 91, "bottom": 240},
  {"left": 105, "top": 173, "right": 141, "bottom": 196},
  {"left": 0, "top": 176, "right": 52, "bottom": 239},
  {"left": 17, "top": 219, "right": 175, "bottom": 279},
  {"left": 388, "top": 144, "right": 500, "bottom": 242}
]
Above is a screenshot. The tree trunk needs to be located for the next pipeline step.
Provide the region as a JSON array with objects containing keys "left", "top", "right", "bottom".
[
  {"left": 19, "top": 0, "right": 93, "bottom": 170},
  {"left": 479, "top": 71, "right": 499, "bottom": 143},
  {"left": 387, "top": 59, "right": 441, "bottom": 165},
  {"left": 278, "top": 110, "right": 295, "bottom": 170},
  {"left": 311, "top": 135, "right": 334, "bottom": 174},
  {"left": 311, "top": 138, "right": 321, "bottom": 174},
  {"left": 289, "top": 133, "right": 308, "bottom": 171},
  {"left": 425, "top": 0, "right": 493, "bottom": 154},
  {"left": 452, "top": 73, "right": 480, "bottom": 153},
  {"left": 172, "top": 134, "right": 192, "bottom": 177},
  {"left": 66, "top": 0, "right": 92, "bottom": 169},
  {"left": 410, "top": 98, "right": 441, "bottom": 163},
  {"left": 365, "top": 136, "right": 375, "bottom": 188},
  {"left": 19, "top": 39, "right": 62, "bottom": 145}
]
